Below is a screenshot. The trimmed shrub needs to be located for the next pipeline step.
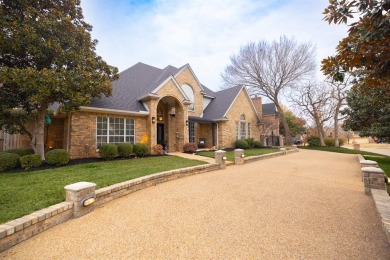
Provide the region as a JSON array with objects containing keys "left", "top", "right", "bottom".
[
  {"left": 152, "top": 144, "right": 164, "bottom": 155},
  {"left": 307, "top": 136, "right": 321, "bottom": 147},
  {"left": 235, "top": 139, "right": 249, "bottom": 149},
  {"left": 325, "top": 137, "right": 346, "bottom": 147},
  {"left": 5, "top": 147, "right": 34, "bottom": 157},
  {"left": 20, "top": 154, "right": 42, "bottom": 170},
  {"left": 0, "top": 153, "right": 21, "bottom": 171},
  {"left": 245, "top": 138, "right": 255, "bottom": 148},
  {"left": 183, "top": 143, "right": 198, "bottom": 153},
  {"left": 45, "top": 149, "right": 70, "bottom": 165},
  {"left": 133, "top": 143, "right": 149, "bottom": 157},
  {"left": 98, "top": 144, "right": 118, "bottom": 160},
  {"left": 117, "top": 143, "right": 133, "bottom": 157},
  {"left": 253, "top": 141, "right": 264, "bottom": 148}
]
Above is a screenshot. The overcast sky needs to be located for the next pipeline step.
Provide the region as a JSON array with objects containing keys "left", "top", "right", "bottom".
[{"left": 80, "top": 0, "right": 348, "bottom": 92}]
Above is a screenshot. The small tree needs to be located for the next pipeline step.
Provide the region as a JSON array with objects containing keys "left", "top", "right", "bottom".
[
  {"left": 290, "top": 82, "right": 334, "bottom": 146},
  {"left": 222, "top": 36, "right": 316, "bottom": 145},
  {"left": 0, "top": 1, "right": 118, "bottom": 159}
]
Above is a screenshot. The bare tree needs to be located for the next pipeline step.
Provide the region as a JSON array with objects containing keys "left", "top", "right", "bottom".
[
  {"left": 290, "top": 82, "right": 334, "bottom": 146},
  {"left": 222, "top": 36, "right": 316, "bottom": 145},
  {"left": 327, "top": 75, "right": 351, "bottom": 147}
]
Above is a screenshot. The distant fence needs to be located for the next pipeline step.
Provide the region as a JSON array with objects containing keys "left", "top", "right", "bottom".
[{"left": 0, "top": 131, "right": 24, "bottom": 152}]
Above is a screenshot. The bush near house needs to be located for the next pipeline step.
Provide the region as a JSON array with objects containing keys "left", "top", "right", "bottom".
[
  {"left": 324, "top": 137, "right": 345, "bottom": 147},
  {"left": 152, "top": 144, "right": 164, "bottom": 155},
  {"left": 133, "top": 143, "right": 149, "bottom": 157},
  {"left": 235, "top": 139, "right": 249, "bottom": 149},
  {"left": 117, "top": 143, "right": 133, "bottom": 157},
  {"left": 253, "top": 141, "right": 264, "bottom": 148},
  {"left": 307, "top": 136, "right": 321, "bottom": 147},
  {"left": 183, "top": 143, "right": 198, "bottom": 153},
  {"left": 20, "top": 154, "right": 42, "bottom": 170},
  {"left": 0, "top": 153, "right": 21, "bottom": 171},
  {"left": 5, "top": 148, "right": 34, "bottom": 157},
  {"left": 98, "top": 144, "right": 118, "bottom": 160},
  {"left": 245, "top": 138, "right": 255, "bottom": 148},
  {"left": 45, "top": 149, "right": 70, "bottom": 165}
]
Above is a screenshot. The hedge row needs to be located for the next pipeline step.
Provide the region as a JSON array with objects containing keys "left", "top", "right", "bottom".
[
  {"left": 98, "top": 143, "right": 148, "bottom": 160},
  {"left": 0, "top": 148, "right": 70, "bottom": 171}
]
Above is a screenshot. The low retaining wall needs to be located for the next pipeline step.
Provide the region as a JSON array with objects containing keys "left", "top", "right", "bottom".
[
  {"left": 0, "top": 202, "right": 73, "bottom": 252},
  {"left": 243, "top": 148, "right": 299, "bottom": 164},
  {"left": 0, "top": 163, "right": 219, "bottom": 253},
  {"left": 371, "top": 189, "right": 390, "bottom": 245}
]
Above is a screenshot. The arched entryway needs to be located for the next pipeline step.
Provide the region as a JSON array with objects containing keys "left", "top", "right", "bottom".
[{"left": 155, "top": 96, "right": 186, "bottom": 152}]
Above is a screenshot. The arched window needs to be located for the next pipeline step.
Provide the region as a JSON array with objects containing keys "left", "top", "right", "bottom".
[{"left": 182, "top": 84, "right": 195, "bottom": 111}]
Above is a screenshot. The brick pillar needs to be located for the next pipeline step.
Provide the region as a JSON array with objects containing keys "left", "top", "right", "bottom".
[
  {"left": 64, "top": 182, "right": 96, "bottom": 218},
  {"left": 361, "top": 167, "right": 386, "bottom": 195},
  {"left": 234, "top": 149, "right": 245, "bottom": 165},
  {"left": 279, "top": 135, "right": 284, "bottom": 147},
  {"left": 215, "top": 150, "right": 226, "bottom": 169}
]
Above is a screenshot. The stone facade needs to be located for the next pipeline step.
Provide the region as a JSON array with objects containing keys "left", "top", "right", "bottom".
[
  {"left": 218, "top": 89, "right": 261, "bottom": 148},
  {"left": 69, "top": 111, "right": 147, "bottom": 159}
]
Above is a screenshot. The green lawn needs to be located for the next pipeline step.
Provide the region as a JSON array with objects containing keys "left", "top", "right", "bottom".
[
  {"left": 0, "top": 156, "right": 205, "bottom": 224},
  {"left": 196, "top": 148, "right": 280, "bottom": 161},
  {"left": 300, "top": 146, "right": 387, "bottom": 157}
]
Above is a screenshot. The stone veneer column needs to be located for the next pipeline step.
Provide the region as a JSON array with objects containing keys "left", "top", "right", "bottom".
[
  {"left": 234, "top": 149, "right": 245, "bottom": 165},
  {"left": 361, "top": 167, "right": 386, "bottom": 195},
  {"left": 64, "top": 182, "right": 97, "bottom": 218},
  {"left": 215, "top": 150, "right": 226, "bottom": 169}
]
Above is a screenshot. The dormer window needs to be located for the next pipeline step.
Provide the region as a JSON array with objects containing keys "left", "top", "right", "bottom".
[{"left": 182, "top": 84, "right": 195, "bottom": 111}]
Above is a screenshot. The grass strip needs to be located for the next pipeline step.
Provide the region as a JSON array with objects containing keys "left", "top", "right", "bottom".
[{"left": 0, "top": 156, "right": 205, "bottom": 224}]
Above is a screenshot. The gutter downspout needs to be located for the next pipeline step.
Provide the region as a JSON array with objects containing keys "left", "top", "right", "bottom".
[
  {"left": 216, "top": 122, "right": 219, "bottom": 149},
  {"left": 67, "top": 115, "right": 71, "bottom": 152}
]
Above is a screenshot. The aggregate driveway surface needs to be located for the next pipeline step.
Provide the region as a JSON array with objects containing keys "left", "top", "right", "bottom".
[{"left": 2, "top": 150, "right": 390, "bottom": 259}]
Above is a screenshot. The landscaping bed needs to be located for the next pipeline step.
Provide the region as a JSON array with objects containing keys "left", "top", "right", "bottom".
[{"left": 0, "top": 155, "right": 206, "bottom": 224}]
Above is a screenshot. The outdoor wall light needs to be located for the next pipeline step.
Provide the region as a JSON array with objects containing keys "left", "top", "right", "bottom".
[
  {"left": 152, "top": 117, "right": 156, "bottom": 123},
  {"left": 82, "top": 197, "right": 95, "bottom": 207},
  {"left": 222, "top": 156, "right": 227, "bottom": 160},
  {"left": 186, "top": 120, "right": 188, "bottom": 126},
  {"left": 158, "top": 116, "right": 163, "bottom": 121}
]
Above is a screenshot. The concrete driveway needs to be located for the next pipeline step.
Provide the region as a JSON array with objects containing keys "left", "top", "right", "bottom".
[{"left": 1, "top": 150, "right": 389, "bottom": 259}]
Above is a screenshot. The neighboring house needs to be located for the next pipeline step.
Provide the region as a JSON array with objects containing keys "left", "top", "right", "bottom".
[{"left": 3, "top": 62, "right": 267, "bottom": 158}]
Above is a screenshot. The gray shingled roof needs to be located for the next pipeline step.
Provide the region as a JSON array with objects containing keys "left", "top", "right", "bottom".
[
  {"left": 262, "top": 103, "right": 277, "bottom": 115},
  {"left": 89, "top": 62, "right": 182, "bottom": 112},
  {"left": 201, "top": 85, "right": 243, "bottom": 121}
]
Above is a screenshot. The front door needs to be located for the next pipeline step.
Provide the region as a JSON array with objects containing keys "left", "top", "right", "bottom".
[{"left": 157, "top": 123, "right": 165, "bottom": 145}]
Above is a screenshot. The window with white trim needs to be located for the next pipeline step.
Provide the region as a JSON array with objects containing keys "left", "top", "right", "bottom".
[
  {"left": 240, "top": 114, "right": 246, "bottom": 139},
  {"left": 96, "top": 117, "right": 135, "bottom": 147},
  {"left": 182, "top": 84, "right": 195, "bottom": 111},
  {"left": 189, "top": 121, "right": 195, "bottom": 143},
  {"left": 235, "top": 122, "right": 239, "bottom": 140}
]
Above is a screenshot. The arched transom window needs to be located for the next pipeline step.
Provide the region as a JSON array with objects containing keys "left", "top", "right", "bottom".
[{"left": 182, "top": 84, "right": 194, "bottom": 111}]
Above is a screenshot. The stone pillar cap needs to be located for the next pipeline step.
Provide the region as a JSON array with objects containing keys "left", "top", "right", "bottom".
[
  {"left": 360, "top": 160, "right": 378, "bottom": 164},
  {"left": 234, "top": 149, "right": 244, "bottom": 152},
  {"left": 361, "top": 167, "right": 384, "bottom": 173},
  {"left": 64, "top": 182, "right": 97, "bottom": 191},
  {"left": 215, "top": 150, "right": 226, "bottom": 154}
]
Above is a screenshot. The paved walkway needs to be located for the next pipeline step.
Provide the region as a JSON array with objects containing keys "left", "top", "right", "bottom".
[{"left": 1, "top": 150, "right": 389, "bottom": 259}]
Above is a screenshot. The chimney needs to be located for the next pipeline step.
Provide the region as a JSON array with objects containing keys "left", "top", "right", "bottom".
[{"left": 251, "top": 96, "right": 262, "bottom": 118}]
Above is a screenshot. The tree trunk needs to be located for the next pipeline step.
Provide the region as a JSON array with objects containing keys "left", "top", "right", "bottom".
[
  {"left": 333, "top": 105, "right": 341, "bottom": 147},
  {"left": 319, "top": 126, "right": 326, "bottom": 146},
  {"left": 277, "top": 105, "right": 292, "bottom": 145},
  {"left": 31, "top": 107, "right": 47, "bottom": 160}
]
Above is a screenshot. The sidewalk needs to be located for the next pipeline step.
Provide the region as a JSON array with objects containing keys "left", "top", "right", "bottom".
[{"left": 1, "top": 150, "right": 389, "bottom": 258}]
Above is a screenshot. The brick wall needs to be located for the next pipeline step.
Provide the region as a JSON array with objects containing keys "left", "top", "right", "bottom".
[{"left": 218, "top": 90, "right": 261, "bottom": 148}]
